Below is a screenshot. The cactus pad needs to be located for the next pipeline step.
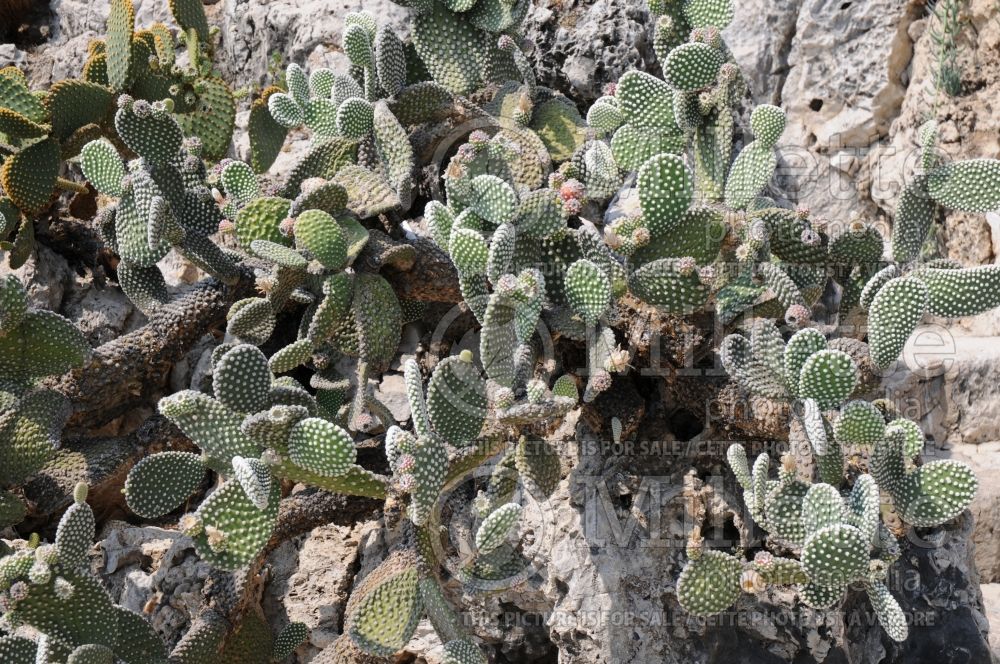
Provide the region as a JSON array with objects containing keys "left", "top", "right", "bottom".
[{"left": 125, "top": 451, "right": 206, "bottom": 518}]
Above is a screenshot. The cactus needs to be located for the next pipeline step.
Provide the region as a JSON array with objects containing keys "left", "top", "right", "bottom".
[
  {"left": 0, "top": 485, "right": 170, "bottom": 661},
  {"left": 0, "top": 278, "right": 88, "bottom": 526},
  {"left": 2, "top": 0, "right": 994, "bottom": 657},
  {"left": 871, "top": 427, "right": 977, "bottom": 527}
]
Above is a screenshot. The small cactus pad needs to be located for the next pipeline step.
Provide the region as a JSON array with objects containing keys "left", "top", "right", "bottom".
[
  {"left": 565, "top": 259, "right": 612, "bottom": 325},
  {"left": 125, "top": 451, "right": 206, "bottom": 518},
  {"left": 638, "top": 153, "right": 693, "bottom": 235},
  {"left": 475, "top": 503, "right": 522, "bottom": 554},
  {"left": 868, "top": 276, "right": 928, "bottom": 368},
  {"left": 55, "top": 498, "right": 96, "bottom": 568},
  {"left": 346, "top": 550, "right": 424, "bottom": 656},
  {"left": 272, "top": 622, "right": 309, "bottom": 660},
  {"left": 797, "top": 349, "right": 858, "bottom": 410},
  {"left": 214, "top": 344, "right": 273, "bottom": 414},
  {"left": 801, "top": 524, "right": 868, "bottom": 586},
  {"left": 915, "top": 265, "right": 1000, "bottom": 318},
  {"left": 833, "top": 401, "right": 885, "bottom": 447},
  {"left": 441, "top": 639, "right": 488, "bottom": 664},
  {"left": 192, "top": 478, "right": 280, "bottom": 570},
  {"left": 294, "top": 209, "right": 349, "bottom": 269},
  {"left": 866, "top": 580, "right": 909, "bottom": 642},
  {"left": 426, "top": 352, "right": 488, "bottom": 446},
  {"left": 232, "top": 455, "right": 273, "bottom": 510},
  {"left": 663, "top": 42, "right": 723, "bottom": 91},
  {"left": 749, "top": 104, "right": 786, "bottom": 148}
]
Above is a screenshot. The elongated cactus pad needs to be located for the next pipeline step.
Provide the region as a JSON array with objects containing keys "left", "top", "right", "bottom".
[
  {"left": 867, "top": 276, "right": 928, "bottom": 368},
  {"left": 914, "top": 265, "right": 1000, "bottom": 317},
  {"left": 927, "top": 158, "right": 1000, "bottom": 213},
  {"left": 345, "top": 549, "right": 424, "bottom": 656}
]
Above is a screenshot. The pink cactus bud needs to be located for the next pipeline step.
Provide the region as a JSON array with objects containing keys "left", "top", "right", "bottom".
[
  {"left": 559, "top": 178, "right": 586, "bottom": 201},
  {"left": 562, "top": 198, "right": 582, "bottom": 216},
  {"left": 784, "top": 303, "right": 811, "bottom": 328}
]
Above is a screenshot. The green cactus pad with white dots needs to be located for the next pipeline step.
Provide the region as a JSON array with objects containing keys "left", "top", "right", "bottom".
[
  {"left": 833, "top": 401, "right": 885, "bottom": 447},
  {"left": 158, "top": 390, "right": 260, "bottom": 466},
  {"left": 797, "top": 349, "right": 858, "bottom": 410},
  {"left": 192, "top": 478, "right": 280, "bottom": 571},
  {"left": 676, "top": 550, "right": 742, "bottom": 615},
  {"left": 663, "top": 42, "right": 723, "bottom": 91},
  {"left": 801, "top": 523, "right": 868, "bottom": 586},
  {"left": 914, "top": 265, "right": 1000, "bottom": 318},
  {"left": 125, "top": 451, "right": 206, "bottom": 518},
  {"left": 475, "top": 502, "right": 522, "bottom": 554},
  {"left": 214, "top": 344, "right": 273, "bottom": 415},
  {"left": 638, "top": 153, "right": 693, "bottom": 235},
  {"left": 565, "top": 259, "right": 612, "bottom": 325},
  {"left": 628, "top": 258, "right": 708, "bottom": 312},
  {"left": 426, "top": 352, "right": 488, "bottom": 447},
  {"left": 287, "top": 417, "right": 357, "bottom": 477},
  {"left": 346, "top": 550, "right": 424, "bottom": 656},
  {"left": 927, "top": 158, "right": 1000, "bottom": 213}
]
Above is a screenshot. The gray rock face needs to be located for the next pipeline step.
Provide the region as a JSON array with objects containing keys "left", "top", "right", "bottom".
[{"left": 520, "top": 0, "right": 661, "bottom": 107}]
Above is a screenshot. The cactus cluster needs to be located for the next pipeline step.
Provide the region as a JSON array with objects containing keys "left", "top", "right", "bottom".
[
  {"left": 81, "top": 97, "right": 240, "bottom": 314},
  {"left": 1, "top": 0, "right": 237, "bottom": 271},
  {"left": 2, "top": 0, "right": 997, "bottom": 657},
  {"left": 0, "top": 277, "right": 90, "bottom": 528},
  {"left": 0, "top": 483, "right": 309, "bottom": 662}
]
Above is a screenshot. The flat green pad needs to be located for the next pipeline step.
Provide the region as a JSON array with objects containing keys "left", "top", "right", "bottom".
[
  {"left": 124, "top": 451, "right": 205, "bottom": 518},
  {"left": 192, "top": 478, "right": 280, "bottom": 571},
  {"left": 0, "top": 137, "right": 60, "bottom": 214},
  {"left": 676, "top": 550, "right": 742, "bottom": 616},
  {"left": 801, "top": 524, "right": 868, "bottom": 586}
]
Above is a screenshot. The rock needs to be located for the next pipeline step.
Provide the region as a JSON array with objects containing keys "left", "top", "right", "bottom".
[
  {"left": 95, "top": 523, "right": 212, "bottom": 650},
  {"left": 948, "top": 442, "right": 1000, "bottom": 584},
  {"left": 261, "top": 518, "right": 382, "bottom": 662},
  {"left": 62, "top": 277, "right": 141, "bottom": 347},
  {"left": 776, "top": 0, "right": 918, "bottom": 223},
  {"left": 983, "top": 584, "right": 1000, "bottom": 658},
  {"left": 217, "top": 0, "right": 411, "bottom": 91},
  {"left": 374, "top": 372, "right": 410, "bottom": 424},
  {"left": 886, "top": 330, "right": 1000, "bottom": 447},
  {"left": 522, "top": 0, "right": 661, "bottom": 107},
  {"left": 0, "top": 244, "right": 74, "bottom": 312},
  {"left": 724, "top": 0, "right": 803, "bottom": 106}
]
